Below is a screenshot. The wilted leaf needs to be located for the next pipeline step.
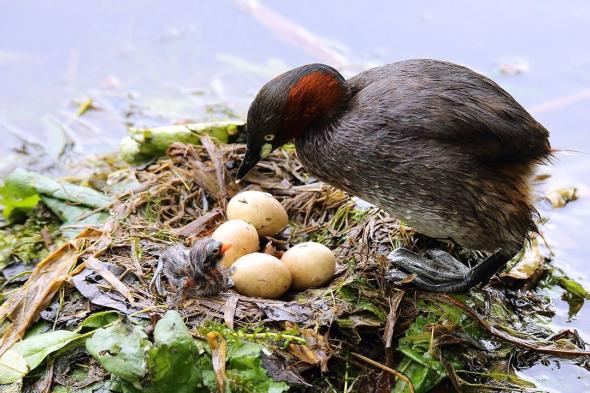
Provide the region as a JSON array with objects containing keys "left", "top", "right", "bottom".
[
  {"left": 41, "top": 196, "right": 109, "bottom": 238},
  {"left": 545, "top": 187, "right": 578, "bottom": 208},
  {"left": 207, "top": 331, "right": 227, "bottom": 393},
  {"left": 287, "top": 328, "right": 331, "bottom": 373},
  {"left": 72, "top": 267, "right": 130, "bottom": 314},
  {"left": 260, "top": 352, "right": 309, "bottom": 386},
  {"left": 502, "top": 237, "right": 545, "bottom": 283},
  {"left": 256, "top": 301, "right": 313, "bottom": 323},
  {"left": 85, "top": 256, "right": 134, "bottom": 303},
  {"left": 77, "top": 98, "right": 95, "bottom": 116},
  {"left": 0, "top": 228, "right": 101, "bottom": 357},
  {"left": 2, "top": 168, "right": 110, "bottom": 210}
]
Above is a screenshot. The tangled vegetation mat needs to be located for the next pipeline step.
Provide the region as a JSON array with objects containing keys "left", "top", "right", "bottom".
[{"left": 0, "top": 123, "right": 588, "bottom": 392}]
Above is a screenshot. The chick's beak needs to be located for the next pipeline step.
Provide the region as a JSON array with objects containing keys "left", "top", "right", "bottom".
[
  {"left": 236, "top": 147, "right": 261, "bottom": 182},
  {"left": 220, "top": 242, "right": 232, "bottom": 255}
]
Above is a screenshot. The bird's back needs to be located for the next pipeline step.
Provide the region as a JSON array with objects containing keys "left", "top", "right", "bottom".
[
  {"left": 296, "top": 59, "right": 550, "bottom": 252},
  {"left": 346, "top": 59, "right": 550, "bottom": 165}
]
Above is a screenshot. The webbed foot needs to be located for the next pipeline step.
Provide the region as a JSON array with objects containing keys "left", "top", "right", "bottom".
[{"left": 385, "top": 247, "right": 512, "bottom": 292}]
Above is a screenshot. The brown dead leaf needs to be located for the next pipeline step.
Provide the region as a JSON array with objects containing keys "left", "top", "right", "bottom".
[
  {"left": 384, "top": 291, "right": 405, "bottom": 349},
  {"left": 0, "top": 228, "right": 101, "bottom": 356},
  {"left": 174, "top": 209, "right": 222, "bottom": 237},
  {"left": 207, "top": 331, "right": 227, "bottom": 393},
  {"left": 501, "top": 237, "right": 546, "bottom": 288},
  {"left": 289, "top": 328, "right": 331, "bottom": 372},
  {"left": 85, "top": 256, "right": 135, "bottom": 304},
  {"left": 223, "top": 294, "right": 238, "bottom": 330},
  {"left": 545, "top": 187, "right": 578, "bottom": 208},
  {"left": 263, "top": 241, "right": 285, "bottom": 259}
]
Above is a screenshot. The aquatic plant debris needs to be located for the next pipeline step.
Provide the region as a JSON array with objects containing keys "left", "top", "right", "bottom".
[
  {"left": 0, "top": 305, "right": 118, "bottom": 384},
  {"left": 2, "top": 168, "right": 110, "bottom": 212},
  {"left": 0, "top": 123, "right": 589, "bottom": 391},
  {"left": 86, "top": 310, "right": 288, "bottom": 393},
  {"left": 0, "top": 228, "right": 101, "bottom": 358},
  {"left": 120, "top": 121, "right": 240, "bottom": 164}
]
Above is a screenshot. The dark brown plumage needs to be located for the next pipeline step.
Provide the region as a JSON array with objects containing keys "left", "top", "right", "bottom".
[
  {"left": 150, "top": 238, "right": 231, "bottom": 301},
  {"left": 237, "top": 59, "right": 551, "bottom": 292}
]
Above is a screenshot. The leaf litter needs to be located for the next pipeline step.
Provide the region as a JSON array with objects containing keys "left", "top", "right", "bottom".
[{"left": 0, "top": 124, "right": 588, "bottom": 392}]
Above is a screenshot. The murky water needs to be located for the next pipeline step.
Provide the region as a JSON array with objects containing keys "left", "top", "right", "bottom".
[{"left": 1, "top": 1, "right": 589, "bottom": 390}]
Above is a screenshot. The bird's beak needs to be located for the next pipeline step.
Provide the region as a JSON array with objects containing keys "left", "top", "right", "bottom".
[
  {"left": 236, "top": 147, "right": 262, "bottom": 182},
  {"left": 220, "top": 242, "right": 232, "bottom": 255}
]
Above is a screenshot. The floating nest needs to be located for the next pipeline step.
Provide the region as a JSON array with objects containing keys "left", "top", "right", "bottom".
[{"left": 0, "top": 136, "right": 589, "bottom": 392}]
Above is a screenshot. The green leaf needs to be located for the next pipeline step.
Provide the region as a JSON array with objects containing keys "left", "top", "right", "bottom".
[
  {"left": 121, "top": 122, "right": 236, "bottom": 164},
  {"left": 41, "top": 195, "right": 109, "bottom": 238},
  {"left": 0, "top": 169, "right": 110, "bottom": 234},
  {"left": 79, "top": 311, "right": 121, "bottom": 329},
  {"left": 146, "top": 310, "right": 203, "bottom": 393},
  {"left": 226, "top": 341, "right": 289, "bottom": 393},
  {"left": 86, "top": 322, "right": 150, "bottom": 388},
  {"left": 0, "top": 183, "right": 40, "bottom": 221},
  {"left": 22, "top": 320, "right": 51, "bottom": 339},
  {"left": 86, "top": 315, "right": 288, "bottom": 393},
  {"left": 0, "top": 327, "right": 86, "bottom": 383},
  {"left": 557, "top": 277, "right": 590, "bottom": 299},
  {"left": 3, "top": 168, "right": 110, "bottom": 209},
  {"left": 11, "top": 329, "right": 80, "bottom": 371},
  {"left": 391, "top": 355, "right": 442, "bottom": 393},
  {"left": 391, "top": 299, "right": 477, "bottom": 393},
  {"left": 488, "top": 371, "right": 536, "bottom": 388},
  {"left": 0, "top": 349, "right": 28, "bottom": 384}
]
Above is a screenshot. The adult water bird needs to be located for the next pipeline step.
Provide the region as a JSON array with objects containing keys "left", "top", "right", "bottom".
[{"left": 236, "top": 59, "right": 551, "bottom": 292}]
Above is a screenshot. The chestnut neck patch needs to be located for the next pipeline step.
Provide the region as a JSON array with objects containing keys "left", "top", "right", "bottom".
[{"left": 282, "top": 70, "right": 349, "bottom": 137}]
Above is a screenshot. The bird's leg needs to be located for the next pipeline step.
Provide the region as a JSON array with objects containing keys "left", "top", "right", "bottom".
[
  {"left": 168, "top": 278, "right": 192, "bottom": 306},
  {"left": 149, "top": 255, "right": 166, "bottom": 296},
  {"left": 169, "top": 288, "right": 184, "bottom": 306},
  {"left": 386, "top": 246, "right": 517, "bottom": 292}
]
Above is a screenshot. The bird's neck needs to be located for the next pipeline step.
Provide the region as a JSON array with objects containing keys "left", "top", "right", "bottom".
[{"left": 281, "top": 66, "right": 350, "bottom": 139}]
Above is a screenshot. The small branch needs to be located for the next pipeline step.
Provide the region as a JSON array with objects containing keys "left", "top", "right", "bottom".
[
  {"left": 351, "top": 352, "right": 415, "bottom": 393},
  {"left": 425, "top": 293, "right": 590, "bottom": 359}
]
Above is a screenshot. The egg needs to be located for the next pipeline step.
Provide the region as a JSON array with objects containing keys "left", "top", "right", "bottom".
[
  {"left": 211, "top": 220, "right": 259, "bottom": 268},
  {"left": 226, "top": 191, "right": 288, "bottom": 237},
  {"left": 229, "top": 253, "right": 292, "bottom": 299},
  {"left": 281, "top": 242, "right": 336, "bottom": 290}
]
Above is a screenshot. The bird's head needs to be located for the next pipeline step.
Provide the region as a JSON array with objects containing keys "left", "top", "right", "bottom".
[
  {"left": 236, "top": 63, "right": 350, "bottom": 181},
  {"left": 189, "top": 238, "right": 232, "bottom": 275}
]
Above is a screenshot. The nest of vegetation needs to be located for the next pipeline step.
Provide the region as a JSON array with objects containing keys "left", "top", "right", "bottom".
[{"left": 1, "top": 136, "right": 589, "bottom": 393}]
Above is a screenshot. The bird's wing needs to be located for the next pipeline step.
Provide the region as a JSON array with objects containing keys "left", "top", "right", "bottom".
[{"left": 347, "top": 59, "right": 551, "bottom": 165}]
